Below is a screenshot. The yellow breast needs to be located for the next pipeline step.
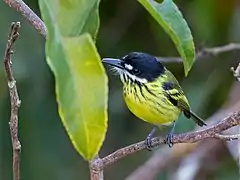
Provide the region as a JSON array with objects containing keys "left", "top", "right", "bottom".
[{"left": 123, "top": 82, "right": 181, "bottom": 126}]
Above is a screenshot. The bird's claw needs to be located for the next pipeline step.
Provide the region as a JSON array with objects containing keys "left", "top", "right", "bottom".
[
  {"left": 165, "top": 133, "right": 174, "bottom": 148},
  {"left": 145, "top": 136, "right": 154, "bottom": 151}
]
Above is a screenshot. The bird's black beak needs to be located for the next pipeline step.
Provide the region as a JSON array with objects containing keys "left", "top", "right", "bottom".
[{"left": 102, "top": 58, "right": 123, "bottom": 69}]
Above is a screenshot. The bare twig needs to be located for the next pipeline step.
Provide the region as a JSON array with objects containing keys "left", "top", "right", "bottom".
[
  {"left": 214, "top": 133, "right": 240, "bottom": 141},
  {"left": 157, "top": 43, "right": 240, "bottom": 63},
  {"left": 231, "top": 63, "right": 240, "bottom": 82},
  {"left": 200, "top": 43, "right": 240, "bottom": 55},
  {"left": 4, "top": 0, "right": 47, "bottom": 38},
  {"left": 100, "top": 111, "right": 239, "bottom": 169},
  {"left": 4, "top": 22, "right": 22, "bottom": 180},
  {"left": 89, "top": 155, "right": 104, "bottom": 180}
]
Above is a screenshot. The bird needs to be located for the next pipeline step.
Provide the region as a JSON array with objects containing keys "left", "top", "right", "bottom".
[{"left": 102, "top": 52, "right": 207, "bottom": 148}]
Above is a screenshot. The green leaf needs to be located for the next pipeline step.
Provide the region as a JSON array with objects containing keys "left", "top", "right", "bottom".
[
  {"left": 39, "top": 0, "right": 108, "bottom": 160},
  {"left": 138, "top": 0, "right": 195, "bottom": 75},
  {"left": 42, "top": 0, "right": 100, "bottom": 39}
]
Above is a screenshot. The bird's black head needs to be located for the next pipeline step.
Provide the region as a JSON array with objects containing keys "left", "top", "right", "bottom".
[{"left": 102, "top": 52, "right": 165, "bottom": 83}]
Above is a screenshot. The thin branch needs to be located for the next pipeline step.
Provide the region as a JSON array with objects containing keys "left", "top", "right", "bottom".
[
  {"left": 231, "top": 63, "right": 240, "bottom": 82},
  {"left": 157, "top": 43, "right": 240, "bottom": 63},
  {"left": 100, "top": 111, "right": 240, "bottom": 169},
  {"left": 4, "top": 0, "right": 47, "bottom": 38},
  {"left": 89, "top": 155, "right": 104, "bottom": 180},
  {"left": 214, "top": 133, "right": 240, "bottom": 141},
  {"left": 4, "top": 22, "right": 22, "bottom": 180}
]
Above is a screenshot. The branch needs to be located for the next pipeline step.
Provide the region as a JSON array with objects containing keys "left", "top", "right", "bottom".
[
  {"left": 4, "top": 22, "right": 22, "bottom": 180},
  {"left": 214, "top": 133, "right": 240, "bottom": 141},
  {"left": 4, "top": 0, "right": 47, "bottom": 38},
  {"left": 231, "top": 63, "right": 240, "bottom": 82},
  {"left": 89, "top": 155, "right": 104, "bottom": 180},
  {"left": 100, "top": 111, "right": 240, "bottom": 169},
  {"left": 157, "top": 43, "right": 240, "bottom": 63}
]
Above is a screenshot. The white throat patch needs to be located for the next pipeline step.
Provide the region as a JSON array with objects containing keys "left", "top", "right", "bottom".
[
  {"left": 119, "top": 71, "right": 148, "bottom": 84},
  {"left": 125, "top": 71, "right": 148, "bottom": 83},
  {"left": 114, "top": 67, "right": 148, "bottom": 84}
]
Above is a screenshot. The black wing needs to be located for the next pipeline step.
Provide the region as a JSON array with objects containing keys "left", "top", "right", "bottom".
[{"left": 162, "top": 80, "right": 207, "bottom": 127}]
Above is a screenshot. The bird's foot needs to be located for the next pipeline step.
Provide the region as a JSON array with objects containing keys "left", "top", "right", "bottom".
[
  {"left": 145, "top": 127, "right": 157, "bottom": 151},
  {"left": 145, "top": 136, "right": 154, "bottom": 151},
  {"left": 165, "top": 132, "right": 174, "bottom": 148},
  {"left": 165, "top": 121, "right": 176, "bottom": 148}
]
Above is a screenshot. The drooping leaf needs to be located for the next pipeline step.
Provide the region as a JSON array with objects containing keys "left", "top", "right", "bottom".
[
  {"left": 42, "top": 0, "right": 100, "bottom": 38},
  {"left": 138, "top": 0, "right": 195, "bottom": 75},
  {"left": 39, "top": 0, "right": 108, "bottom": 160}
]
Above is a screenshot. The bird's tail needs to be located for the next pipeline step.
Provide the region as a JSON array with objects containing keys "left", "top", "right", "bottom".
[
  {"left": 189, "top": 110, "right": 207, "bottom": 127},
  {"left": 183, "top": 109, "right": 207, "bottom": 127}
]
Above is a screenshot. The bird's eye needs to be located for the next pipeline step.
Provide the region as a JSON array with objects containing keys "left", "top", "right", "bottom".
[{"left": 133, "top": 68, "right": 140, "bottom": 74}]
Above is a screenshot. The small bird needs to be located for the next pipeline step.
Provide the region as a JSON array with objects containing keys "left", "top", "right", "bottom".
[{"left": 102, "top": 52, "right": 207, "bottom": 148}]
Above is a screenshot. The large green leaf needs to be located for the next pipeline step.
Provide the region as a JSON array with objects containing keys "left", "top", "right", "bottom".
[
  {"left": 42, "top": 0, "right": 100, "bottom": 38},
  {"left": 138, "top": 0, "right": 195, "bottom": 75},
  {"left": 39, "top": 0, "right": 108, "bottom": 160}
]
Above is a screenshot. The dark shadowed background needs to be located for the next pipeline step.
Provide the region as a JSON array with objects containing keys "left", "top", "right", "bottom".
[{"left": 1, "top": 0, "right": 239, "bottom": 180}]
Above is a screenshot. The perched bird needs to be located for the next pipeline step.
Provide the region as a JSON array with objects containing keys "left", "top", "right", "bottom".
[{"left": 102, "top": 52, "right": 207, "bottom": 148}]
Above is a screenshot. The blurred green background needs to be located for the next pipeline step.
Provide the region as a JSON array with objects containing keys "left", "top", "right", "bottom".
[{"left": 1, "top": 0, "right": 239, "bottom": 180}]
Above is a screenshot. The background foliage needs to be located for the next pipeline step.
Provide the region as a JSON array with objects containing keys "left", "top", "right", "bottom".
[{"left": 1, "top": 0, "right": 239, "bottom": 179}]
